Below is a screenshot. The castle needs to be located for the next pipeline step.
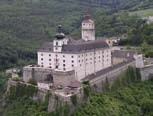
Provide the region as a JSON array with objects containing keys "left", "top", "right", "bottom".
[{"left": 23, "top": 14, "right": 112, "bottom": 88}]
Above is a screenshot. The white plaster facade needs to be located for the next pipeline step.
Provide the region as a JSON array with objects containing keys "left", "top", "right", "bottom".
[
  {"left": 38, "top": 48, "right": 111, "bottom": 81},
  {"left": 37, "top": 16, "right": 112, "bottom": 81}
]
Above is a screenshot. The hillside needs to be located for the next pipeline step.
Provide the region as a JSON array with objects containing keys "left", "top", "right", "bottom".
[
  {"left": 130, "top": 8, "right": 153, "bottom": 17},
  {"left": 0, "top": 0, "right": 153, "bottom": 70},
  {"left": 0, "top": 74, "right": 153, "bottom": 116},
  {"left": 72, "top": 80, "right": 153, "bottom": 116},
  {"left": 0, "top": 0, "right": 87, "bottom": 70}
]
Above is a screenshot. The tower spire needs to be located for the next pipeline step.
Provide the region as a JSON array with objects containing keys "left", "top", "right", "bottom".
[
  {"left": 55, "top": 25, "right": 65, "bottom": 40},
  {"left": 85, "top": 7, "right": 90, "bottom": 20},
  {"left": 81, "top": 4, "right": 95, "bottom": 41}
]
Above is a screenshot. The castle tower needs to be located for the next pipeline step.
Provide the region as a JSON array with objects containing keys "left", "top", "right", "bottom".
[
  {"left": 53, "top": 25, "right": 68, "bottom": 53},
  {"left": 82, "top": 14, "right": 95, "bottom": 41}
]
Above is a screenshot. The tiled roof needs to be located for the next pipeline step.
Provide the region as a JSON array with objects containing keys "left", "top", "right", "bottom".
[{"left": 38, "top": 39, "right": 109, "bottom": 53}]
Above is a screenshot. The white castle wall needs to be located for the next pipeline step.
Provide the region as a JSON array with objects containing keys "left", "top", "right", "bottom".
[{"left": 37, "top": 48, "right": 111, "bottom": 81}]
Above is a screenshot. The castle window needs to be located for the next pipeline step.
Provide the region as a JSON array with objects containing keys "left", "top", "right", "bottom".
[
  {"left": 41, "top": 65, "right": 43, "bottom": 67},
  {"left": 56, "top": 55, "right": 58, "bottom": 57},
  {"left": 49, "top": 54, "right": 51, "bottom": 56},
  {"left": 71, "top": 56, "right": 74, "bottom": 58},
  {"left": 63, "top": 64, "right": 65, "bottom": 66},
  {"left": 49, "top": 63, "right": 51, "bottom": 65},
  {"left": 80, "top": 64, "right": 82, "bottom": 66},
  {"left": 41, "top": 54, "right": 43, "bottom": 56},
  {"left": 63, "top": 68, "right": 66, "bottom": 71},
  {"left": 56, "top": 42, "right": 58, "bottom": 45},
  {"left": 56, "top": 66, "right": 58, "bottom": 69},
  {"left": 63, "top": 60, "right": 65, "bottom": 62},
  {"left": 72, "top": 60, "right": 74, "bottom": 63},
  {"left": 72, "top": 65, "right": 74, "bottom": 67},
  {"left": 41, "top": 62, "right": 43, "bottom": 65},
  {"left": 78, "top": 60, "right": 80, "bottom": 62},
  {"left": 49, "top": 66, "right": 52, "bottom": 68},
  {"left": 49, "top": 59, "right": 51, "bottom": 61},
  {"left": 55, "top": 47, "right": 58, "bottom": 50},
  {"left": 41, "top": 58, "right": 43, "bottom": 61},
  {"left": 63, "top": 55, "right": 65, "bottom": 57}
]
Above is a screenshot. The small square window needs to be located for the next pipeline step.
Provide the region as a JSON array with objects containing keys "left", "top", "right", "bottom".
[
  {"left": 41, "top": 54, "right": 43, "bottom": 56},
  {"left": 72, "top": 60, "right": 74, "bottom": 63},
  {"left": 41, "top": 58, "right": 43, "bottom": 61},
  {"left": 49, "top": 59, "right": 51, "bottom": 61},
  {"left": 71, "top": 56, "right": 74, "bottom": 58},
  {"left": 63, "top": 64, "right": 66, "bottom": 66},
  {"left": 56, "top": 66, "right": 58, "bottom": 69},
  {"left": 72, "top": 65, "right": 74, "bottom": 67},
  {"left": 63, "top": 60, "right": 65, "bottom": 62},
  {"left": 49, "top": 54, "right": 51, "bottom": 56}
]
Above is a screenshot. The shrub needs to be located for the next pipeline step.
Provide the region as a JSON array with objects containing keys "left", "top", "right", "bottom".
[{"left": 71, "top": 95, "right": 77, "bottom": 106}]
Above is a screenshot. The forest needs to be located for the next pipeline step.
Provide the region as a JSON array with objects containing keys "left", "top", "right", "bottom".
[
  {"left": 0, "top": 0, "right": 153, "bottom": 70},
  {"left": 0, "top": 67, "right": 153, "bottom": 116},
  {"left": 0, "top": 0, "right": 153, "bottom": 115},
  {"left": 72, "top": 80, "right": 153, "bottom": 116}
]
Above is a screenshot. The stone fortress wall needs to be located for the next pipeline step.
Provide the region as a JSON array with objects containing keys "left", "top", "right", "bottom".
[
  {"left": 83, "top": 58, "right": 136, "bottom": 92},
  {"left": 23, "top": 65, "right": 53, "bottom": 83},
  {"left": 140, "top": 64, "right": 153, "bottom": 81}
]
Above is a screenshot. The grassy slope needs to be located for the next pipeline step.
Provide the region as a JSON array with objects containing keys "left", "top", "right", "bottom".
[
  {"left": 130, "top": 8, "right": 153, "bottom": 17},
  {"left": 1, "top": 80, "right": 153, "bottom": 116},
  {"left": 0, "top": 0, "right": 91, "bottom": 70},
  {"left": 72, "top": 80, "right": 153, "bottom": 116}
]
